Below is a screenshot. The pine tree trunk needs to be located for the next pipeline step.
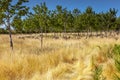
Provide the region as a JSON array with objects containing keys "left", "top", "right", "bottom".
[
  {"left": 7, "top": 16, "right": 13, "bottom": 50},
  {"left": 45, "top": 25, "right": 47, "bottom": 37},
  {"left": 8, "top": 23, "right": 13, "bottom": 50},
  {"left": 64, "top": 22, "right": 66, "bottom": 38},
  {"left": 40, "top": 27, "right": 43, "bottom": 49},
  {"left": 41, "top": 34, "right": 43, "bottom": 49}
]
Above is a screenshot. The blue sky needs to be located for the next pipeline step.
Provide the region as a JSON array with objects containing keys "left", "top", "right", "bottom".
[{"left": 26, "top": 0, "right": 120, "bottom": 16}]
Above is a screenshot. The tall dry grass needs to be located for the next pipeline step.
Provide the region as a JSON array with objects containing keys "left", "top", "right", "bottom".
[{"left": 0, "top": 34, "right": 120, "bottom": 80}]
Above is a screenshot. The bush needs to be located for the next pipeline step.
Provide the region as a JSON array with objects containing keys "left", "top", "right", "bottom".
[
  {"left": 112, "top": 44, "right": 120, "bottom": 79},
  {"left": 0, "top": 28, "right": 9, "bottom": 34},
  {"left": 93, "top": 65, "right": 102, "bottom": 80}
]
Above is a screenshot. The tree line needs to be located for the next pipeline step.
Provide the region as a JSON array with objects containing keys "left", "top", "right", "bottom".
[{"left": 1, "top": 2, "right": 120, "bottom": 34}]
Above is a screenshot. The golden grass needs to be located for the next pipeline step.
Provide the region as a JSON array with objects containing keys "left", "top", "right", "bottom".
[{"left": 0, "top": 34, "right": 120, "bottom": 80}]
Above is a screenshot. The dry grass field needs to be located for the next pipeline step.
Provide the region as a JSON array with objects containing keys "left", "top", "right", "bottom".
[{"left": 0, "top": 34, "right": 120, "bottom": 80}]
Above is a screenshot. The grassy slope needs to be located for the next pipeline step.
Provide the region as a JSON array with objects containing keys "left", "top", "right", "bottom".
[{"left": 0, "top": 35, "right": 120, "bottom": 80}]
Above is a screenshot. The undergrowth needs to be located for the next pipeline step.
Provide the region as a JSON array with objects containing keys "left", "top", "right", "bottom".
[{"left": 112, "top": 44, "right": 120, "bottom": 80}]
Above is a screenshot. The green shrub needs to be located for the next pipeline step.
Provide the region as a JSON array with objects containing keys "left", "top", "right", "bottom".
[
  {"left": 93, "top": 65, "right": 102, "bottom": 80},
  {"left": 112, "top": 44, "right": 120, "bottom": 79}
]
